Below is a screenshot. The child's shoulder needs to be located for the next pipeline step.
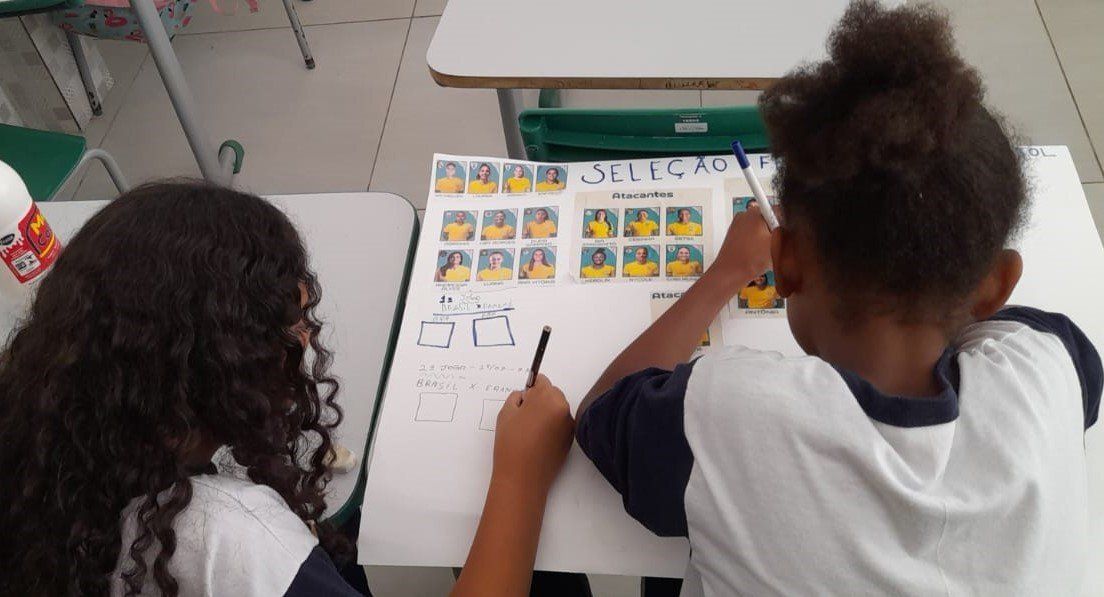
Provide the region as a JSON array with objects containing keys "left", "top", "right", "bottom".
[
  {"left": 957, "top": 306, "right": 1100, "bottom": 429},
  {"left": 692, "top": 346, "right": 838, "bottom": 395},
  {"left": 688, "top": 346, "right": 853, "bottom": 423},
  {"left": 115, "top": 474, "right": 319, "bottom": 596},
  {"left": 186, "top": 474, "right": 317, "bottom": 549}
]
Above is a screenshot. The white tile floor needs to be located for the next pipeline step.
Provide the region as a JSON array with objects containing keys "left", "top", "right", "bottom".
[{"left": 51, "top": 0, "right": 1104, "bottom": 594}]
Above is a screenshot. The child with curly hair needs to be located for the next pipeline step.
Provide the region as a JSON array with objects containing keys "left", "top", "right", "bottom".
[
  {"left": 568, "top": 2, "right": 1100, "bottom": 594},
  {"left": 0, "top": 182, "right": 575, "bottom": 597}
]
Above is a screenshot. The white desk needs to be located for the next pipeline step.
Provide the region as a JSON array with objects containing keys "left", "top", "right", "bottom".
[
  {"left": 1, "top": 192, "right": 418, "bottom": 521},
  {"left": 427, "top": 0, "right": 880, "bottom": 158}
]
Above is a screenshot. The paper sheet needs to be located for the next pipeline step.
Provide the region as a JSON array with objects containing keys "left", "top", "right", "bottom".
[{"left": 359, "top": 148, "right": 1104, "bottom": 582}]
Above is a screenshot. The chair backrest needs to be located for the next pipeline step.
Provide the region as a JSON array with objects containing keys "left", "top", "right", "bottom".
[
  {"left": 518, "top": 104, "right": 769, "bottom": 163},
  {"left": 0, "top": 124, "right": 86, "bottom": 200}
]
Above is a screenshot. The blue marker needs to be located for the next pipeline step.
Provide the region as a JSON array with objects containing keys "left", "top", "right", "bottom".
[{"left": 731, "top": 141, "right": 780, "bottom": 231}]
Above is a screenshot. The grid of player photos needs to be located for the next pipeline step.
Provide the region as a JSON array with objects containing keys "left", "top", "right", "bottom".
[
  {"left": 575, "top": 190, "right": 711, "bottom": 283},
  {"left": 731, "top": 194, "right": 785, "bottom": 316},
  {"left": 434, "top": 204, "right": 560, "bottom": 285},
  {"left": 432, "top": 159, "right": 569, "bottom": 196}
]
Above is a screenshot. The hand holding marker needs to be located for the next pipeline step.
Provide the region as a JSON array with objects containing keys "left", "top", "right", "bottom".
[{"left": 731, "top": 141, "right": 780, "bottom": 231}]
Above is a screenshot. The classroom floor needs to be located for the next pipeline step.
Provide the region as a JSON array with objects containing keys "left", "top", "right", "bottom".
[{"left": 55, "top": 0, "right": 1104, "bottom": 595}]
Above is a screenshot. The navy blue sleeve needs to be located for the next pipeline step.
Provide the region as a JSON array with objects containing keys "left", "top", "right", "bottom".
[
  {"left": 992, "top": 307, "right": 1102, "bottom": 429},
  {"left": 284, "top": 546, "right": 364, "bottom": 597},
  {"left": 575, "top": 360, "right": 698, "bottom": 537}
]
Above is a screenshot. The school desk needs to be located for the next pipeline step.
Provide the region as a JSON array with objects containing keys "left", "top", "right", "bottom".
[
  {"left": 426, "top": 0, "right": 902, "bottom": 159},
  {"left": 0, "top": 192, "right": 418, "bottom": 524},
  {"left": 354, "top": 147, "right": 1104, "bottom": 592}
]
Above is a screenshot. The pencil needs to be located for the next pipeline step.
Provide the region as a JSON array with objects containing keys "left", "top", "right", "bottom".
[{"left": 525, "top": 325, "right": 552, "bottom": 389}]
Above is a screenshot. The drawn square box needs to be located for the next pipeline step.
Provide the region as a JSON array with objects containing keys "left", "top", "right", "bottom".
[
  {"left": 415, "top": 392, "right": 458, "bottom": 422},
  {"left": 472, "top": 315, "right": 515, "bottom": 347},
  {"left": 479, "top": 399, "right": 505, "bottom": 431},
  {"left": 418, "top": 321, "right": 455, "bottom": 348}
]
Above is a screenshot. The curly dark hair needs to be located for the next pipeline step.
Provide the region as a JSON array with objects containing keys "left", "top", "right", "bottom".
[
  {"left": 760, "top": 0, "right": 1026, "bottom": 325},
  {"left": 0, "top": 181, "right": 347, "bottom": 596}
]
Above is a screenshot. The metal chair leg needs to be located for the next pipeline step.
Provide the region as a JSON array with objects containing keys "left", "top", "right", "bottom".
[
  {"left": 497, "top": 89, "right": 526, "bottom": 159},
  {"left": 281, "top": 0, "right": 315, "bottom": 69},
  {"left": 128, "top": 0, "right": 234, "bottom": 184},
  {"left": 65, "top": 31, "right": 103, "bottom": 117},
  {"left": 78, "top": 148, "right": 131, "bottom": 194},
  {"left": 51, "top": 148, "right": 131, "bottom": 200}
]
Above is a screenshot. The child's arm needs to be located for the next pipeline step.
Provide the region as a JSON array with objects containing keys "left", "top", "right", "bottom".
[
  {"left": 452, "top": 375, "right": 574, "bottom": 597},
  {"left": 578, "top": 211, "right": 774, "bottom": 417}
]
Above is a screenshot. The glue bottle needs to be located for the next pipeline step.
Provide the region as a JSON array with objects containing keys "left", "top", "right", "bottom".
[{"left": 0, "top": 160, "right": 61, "bottom": 308}]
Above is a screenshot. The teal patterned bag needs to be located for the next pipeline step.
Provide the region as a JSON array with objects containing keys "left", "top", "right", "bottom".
[{"left": 51, "top": 1, "right": 199, "bottom": 42}]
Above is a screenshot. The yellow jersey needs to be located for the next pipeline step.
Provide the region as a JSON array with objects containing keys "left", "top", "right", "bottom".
[
  {"left": 624, "top": 261, "right": 659, "bottom": 277},
  {"left": 667, "top": 221, "right": 703, "bottom": 236},
  {"left": 666, "top": 260, "right": 702, "bottom": 277},
  {"left": 536, "top": 181, "right": 565, "bottom": 192},
  {"left": 440, "top": 266, "right": 470, "bottom": 282},
  {"left": 442, "top": 222, "right": 473, "bottom": 241},
  {"left": 505, "top": 177, "right": 531, "bottom": 193},
  {"left": 525, "top": 220, "right": 557, "bottom": 238},
  {"left": 477, "top": 267, "right": 512, "bottom": 281},
  {"left": 481, "top": 224, "right": 515, "bottom": 240},
  {"left": 580, "top": 264, "right": 615, "bottom": 278},
  {"left": 521, "top": 263, "right": 555, "bottom": 279},
  {"left": 740, "top": 285, "right": 780, "bottom": 309},
  {"left": 468, "top": 180, "right": 498, "bottom": 194},
  {"left": 628, "top": 219, "right": 658, "bottom": 237},
  {"left": 587, "top": 220, "right": 613, "bottom": 238},
  {"left": 435, "top": 176, "right": 464, "bottom": 193}
]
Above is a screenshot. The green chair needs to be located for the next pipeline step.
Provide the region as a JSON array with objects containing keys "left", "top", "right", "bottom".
[
  {"left": 0, "top": 123, "right": 128, "bottom": 200},
  {"left": 519, "top": 97, "right": 769, "bottom": 163},
  {"left": 0, "top": 0, "right": 247, "bottom": 184}
]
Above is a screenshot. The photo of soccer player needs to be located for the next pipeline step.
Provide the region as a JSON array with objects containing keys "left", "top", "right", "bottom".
[
  {"left": 665, "top": 244, "right": 704, "bottom": 278},
  {"left": 733, "top": 195, "right": 777, "bottom": 215},
  {"left": 622, "top": 245, "right": 660, "bottom": 278},
  {"left": 582, "top": 208, "right": 618, "bottom": 239},
  {"left": 434, "top": 250, "right": 472, "bottom": 283},
  {"left": 503, "top": 163, "right": 534, "bottom": 193},
  {"left": 467, "top": 162, "right": 500, "bottom": 194},
  {"left": 518, "top": 247, "right": 556, "bottom": 280},
  {"left": 522, "top": 206, "right": 559, "bottom": 239},
  {"left": 624, "top": 207, "right": 660, "bottom": 237},
  {"left": 535, "top": 165, "right": 567, "bottom": 192},
  {"left": 476, "top": 248, "right": 515, "bottom": 281},
  {"left": 440, "top": 210, "right": 476, "bottom": 241},
  {"left": 738, "top": 271, "right": 785, "bottom": 309},
  {"left": 666, "top": 206, "right": 703, "bottom": 236},
  {"left": 480, "top": 209, "right": 517, "bottom": 241},
  {"left": 433, "top": 160, "right": 466, "bottom": 194},
  {"left": 579, "top": 246, "right": 615, "bottom": 279}
]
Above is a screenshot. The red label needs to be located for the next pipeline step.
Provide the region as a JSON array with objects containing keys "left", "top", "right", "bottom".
[{"left": 0, "top": 204, "right": 61, "bottom": 284}]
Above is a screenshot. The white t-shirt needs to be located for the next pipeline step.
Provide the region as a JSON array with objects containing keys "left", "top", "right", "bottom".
[
  {"left": 111, "top": 473, "right": 358, "bottom": 596},
  {"left": 577, "top": 307, "right": 1101, "bottom": 595}
]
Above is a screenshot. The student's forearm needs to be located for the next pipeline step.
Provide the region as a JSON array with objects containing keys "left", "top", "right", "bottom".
[
  {"left": 452, "top": 477, "right": 548, "bottom": 597},
  {"left": 578, "top": 268, "right": 748, "bottom": 415}
]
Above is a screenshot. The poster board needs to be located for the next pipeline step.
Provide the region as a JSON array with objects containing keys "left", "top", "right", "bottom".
[{"left": 360, "top": 148, "right": 1104, "bottom": 584}]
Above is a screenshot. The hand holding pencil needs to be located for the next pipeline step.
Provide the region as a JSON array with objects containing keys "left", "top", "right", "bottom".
[
  {"left": 494, "top": 373, "right": 574, "bottom": 492},
  {"left": 491, "top": 326, "right": 572, "bottom": 492}
]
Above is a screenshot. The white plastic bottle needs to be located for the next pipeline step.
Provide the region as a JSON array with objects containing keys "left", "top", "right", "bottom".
[{"left": 0, "top": 160, "right": 61, "bottom": 309}]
